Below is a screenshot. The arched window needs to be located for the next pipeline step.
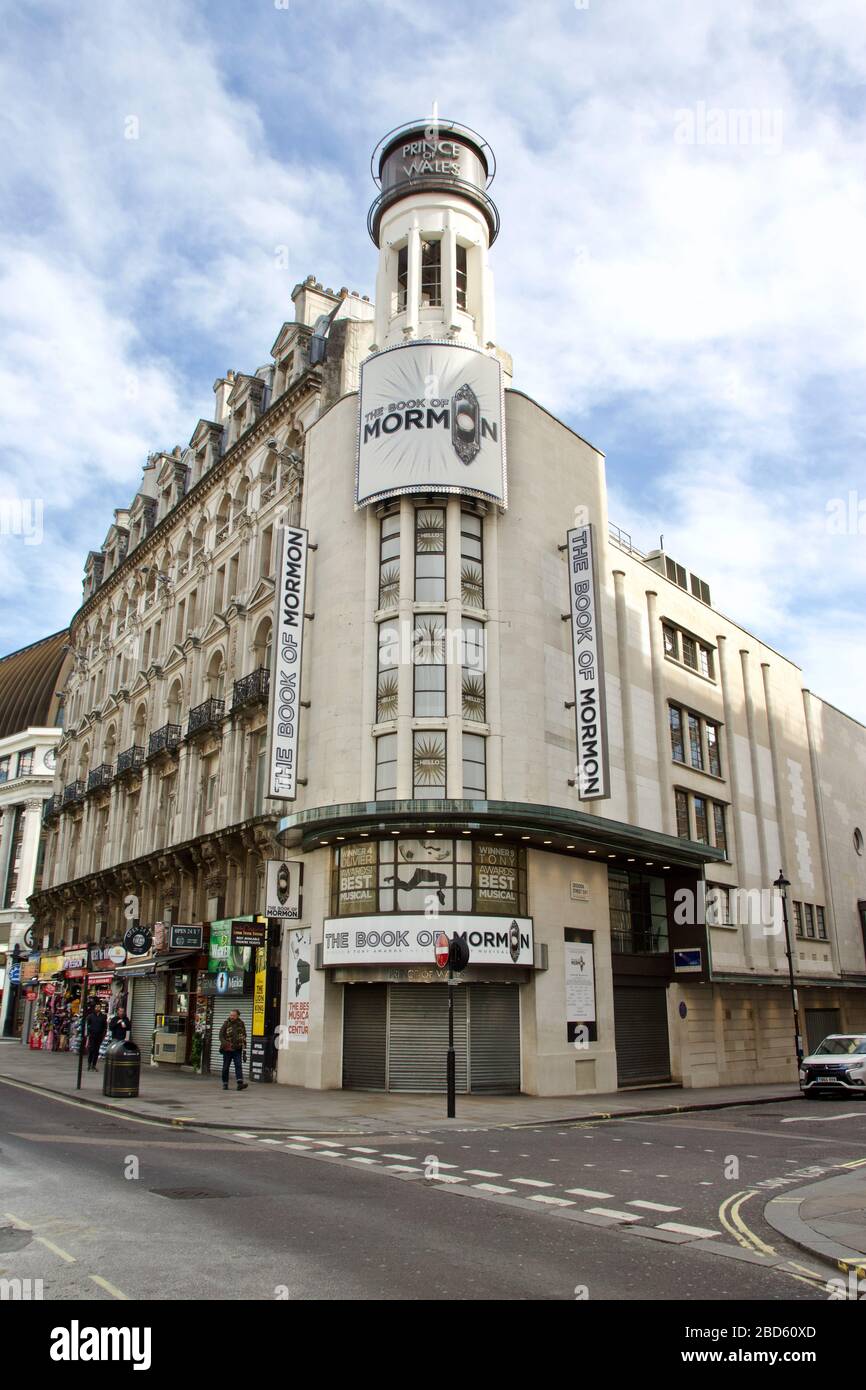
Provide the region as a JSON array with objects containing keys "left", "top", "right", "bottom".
[
  {"left": 206, "top": 650, "right": 225, "bottom": 701},
  {"left": 104, "top": 723, "right": 117, "bottom": 769},
  {"left": 133, "top": 702, "right": 148, "bottom": 750},
  {"left": 253, "top": 618, "right": 272, "bottom": 672},
  {"left": 167, "top": 681, "right": 183, "bottom": 727}
]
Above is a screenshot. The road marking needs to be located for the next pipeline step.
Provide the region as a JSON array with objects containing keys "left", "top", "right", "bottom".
[
  {"left": 721, "top": 1190, "right": 777, "bottom": 1258},
  {"left": 36, "top": 1236, "right": 76, "bottom": 1263},
  {"left": 657, "top": 1222, "right": 719, "bottom": 1239},
  {"left": 585, "top": 1207, "right": 642, "bottom": 1223},
  {"left": 474, "top": 1183, "right": 515, "bottom": 1194},
  {"left": 347, "top": 1146, "right": 378, "bottom": 1153},
  {"left": 382, "top": 1153, "right": 416, "bottom": 1161},
  {"left": 627, "top": 1200, "right": 682, "bottom": 1213},
  {"left": 387, "top": 1164, "right": 422, "bottom": 1173},
  {"left": 781, "top": 1112, "right": 863, "bottom": 1123},
  {"left": 89, "top": 1274, "right": 130, "bottom": 1300},
  {"left": 285, "top": 1143, "right": 312, "bottom": 1151},
  {"left": 426, "top": 1174, "right": 465, "bottom": 1184},
  {"left": 233, "top": 1131, "right": 258, "bottom": 1138},
  {"left": 529, "top": 1195, "right": 575, "bottom": 1207},
  {"left": 259, "top": 1138, "right": 282, "bottom": 1145},
  {"left": 510, "top": 1178, "right": 554, "bottom": 1188},
  {"left": 309, "top": 1139, "right": 343, "bottom": 1147},
  {"left": 4, "top": 1211, "right": 31, "bottom": 1229},
  {"left": 348, "top": 1157, "right": 378, "bottom": 1165},
  {"left": 464, "top": 1169, "right": 502, "bottom": 1178},
  {"left": 565, "top": 1187, "right": 614, "bottom": 1199},
  {"left": 839, "top": 1157, "right": 866, "bottom": 1168}
]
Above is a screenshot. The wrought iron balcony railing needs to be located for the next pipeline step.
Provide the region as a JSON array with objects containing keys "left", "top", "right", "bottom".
[
  {"left": 231, "top": 667, "right": 270, "bottom": 711},
  {"left": 62, "top": 780, "right": 86, "bottom": 806},
  {"left": 147, "top": 723, "right": 182, "bottom": 758},
  {"left": 187, "top": 698, "right": 225, "bottom": 737},
  {"left": 116, "top": 744, "right": 145, "bottom": 776},
  {"left": 42, "top": 794, "right": 62, "bottom": 821},
  {"left": 87, "top": 763, "right": 114, "bottom": 793}
]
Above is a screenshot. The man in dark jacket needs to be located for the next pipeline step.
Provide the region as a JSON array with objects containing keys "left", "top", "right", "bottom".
[
  {"left": 218, "top": 1009, "right": 248, "bottom": 1091},
  {"left": 108, "top": 1005, "right": 131, "bottom": 1042},
  {"left": 85, "top": 1004, "right": 107, "bottom": 1071}
]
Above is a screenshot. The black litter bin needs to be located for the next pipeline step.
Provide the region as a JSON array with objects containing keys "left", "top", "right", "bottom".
[{"left": 103, "top": 1039, "right": 141, "bottom": 1098}]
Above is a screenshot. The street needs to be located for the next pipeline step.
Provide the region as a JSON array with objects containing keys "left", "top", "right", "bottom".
[{"left": 2, "top": 1079, "right": 863, "bottom": 1302}]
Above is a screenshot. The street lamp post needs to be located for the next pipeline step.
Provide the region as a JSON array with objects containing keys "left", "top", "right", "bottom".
[{"left": 774, "top": 871, "right": 803, "bottom": 1075}]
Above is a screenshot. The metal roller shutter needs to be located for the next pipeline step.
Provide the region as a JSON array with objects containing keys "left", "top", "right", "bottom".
[
  {"left": 613, "top": 984, "right": 671, "bottom": 1086},
  {"left": 209, "top": 995, "right": 255, "bottom": 1074},
  {"left": 388, "top": 984, "right": 468, "bottom": 1093},
  {"left": 469, "top": 984, "right": 520, "bottom": 1093},
  {"left": 342, "top": 985, "right": 387, "bottom": 1091},
  {"left": 129, "top": 979, "right": 156, "bottom": 1061},
  {"left": 805, "top": 1008, "right": 841, "bottom": 1055}
]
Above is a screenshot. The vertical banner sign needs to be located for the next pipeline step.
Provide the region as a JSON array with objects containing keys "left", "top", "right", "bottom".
[
  {"left": 564, "top": 940, "right": 596, "bottom": 1024},
  {"left": 566, "top": 524, "right": 610, "bottom": 800},
  {"left": 267, "top": 526, "right": 309, "bottom": 799},
  {"left": 286, "top": 927, "right": 311, "bottom": 1042},
  {"left": 252, "top": 947, "right": 267, "bottom": 1037}
]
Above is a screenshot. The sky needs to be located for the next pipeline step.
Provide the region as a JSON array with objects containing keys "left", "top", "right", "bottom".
[{"left": 1, "top": 0, "right": 864, "bottom": 718}]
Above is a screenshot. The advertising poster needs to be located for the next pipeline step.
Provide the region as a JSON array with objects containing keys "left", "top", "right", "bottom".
[{"left": 285, "top": 927, "right": 311, "bottom": 1042}]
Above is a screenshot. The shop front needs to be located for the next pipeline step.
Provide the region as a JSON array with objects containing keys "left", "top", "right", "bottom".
[
  {"left": 204, "top": 917, "right": 265, "bottom": 1073},
  {"left": 324, "top": 837, "right": 533, "bottom": 1094}
]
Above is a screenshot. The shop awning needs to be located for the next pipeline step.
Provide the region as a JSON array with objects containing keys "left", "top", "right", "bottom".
[{"left": 114, "top": 949, "right": 201, "bottom": 978}]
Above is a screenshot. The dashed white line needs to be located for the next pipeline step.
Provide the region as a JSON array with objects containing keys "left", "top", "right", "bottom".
[
  {"left": 585, "top": 1207, "right": 642, "bottom": 1223},
  {"left": 387, "top": 1164, "right": 422, "bottom": 1173},
  {"left": 565, "top": 1187, "right": 614, "bottom": 1199},
  {"left": 627, "top": 1200, "right": 682, "bottom": 1213},
  {"left": 464, "top": 1168, "right": 502, "bottom": 1178},
  {"left": 510, "top": 1178, "right": 555, "bottom": 1188},
  {"left": 426, "top": 1173, "right": 465, "bottom": 1184},
  {"left": 347, "top": 1146, "right": 378, "bottom": 1154},
  {"left": 474, "top": 1183, "right": 515, "bottom": 1194},
  {"left": 382, "top": 1152, "right": 415, "bottom": 1161},
  {"left": 529, "top": 1194, "right": 576, "bottom": 1207},
  {"left": 349, "top": 1156, "right": 378, "bottom": 1165},
  {"left": 657, "top": 1222, "right": 719, "bottom": 1239}
]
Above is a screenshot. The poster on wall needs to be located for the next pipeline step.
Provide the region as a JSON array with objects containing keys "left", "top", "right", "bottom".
[
  {"left": 265, "top": 859, "right": 304, "bottom": 920},
  {"left": 566, "top": 523, "right": 610, "bottom": 801},
  {"left": 285, "top": 927, "right": 311, "bottom": 1042},
  {"left": 356, "top": 341, "right": 506, "bottom": 508},
  {"left": 322, "top": 915, "right": 534, "bottom": 967},
  {"left": 266, "top": 526, "right": 308, "bottom": 801},
  {"left": 564, "top": 940, "right": 596, "bottom": 1024}
]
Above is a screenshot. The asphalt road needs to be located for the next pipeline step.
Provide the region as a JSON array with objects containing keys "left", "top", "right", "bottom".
[{"left": 2, "top": 1080, "right": 863, "bottom": 1302}]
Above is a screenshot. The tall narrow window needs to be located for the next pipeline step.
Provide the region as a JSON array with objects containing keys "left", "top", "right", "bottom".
[
  {"left": 669, "top": 707, "right": 684, "bottom": 762},
  {"left": 816, "top": 906, "right": 827, "bottom": 940},
  {"left": 460, "top": 511, "right": 484, "bottom": 607},
  {"left": 375, "top": 733, "right": 398, "bottom": 798},
  {"left": 682, "top": 634, "right": 698, "bottom": 671},
  {"left": 396, "top": 245, "right": 408, "bottom": 313},
  {"left": 379, "top": 511, "right": 400, "bottom": 609},
  {"left": 3, "top": 808, "right": 24, "bottom": 908},
  {"left": 462, "top": 734, "right": 486, "bottom": 798},
  {"left": 693, "top": 795, "right": 709, "bottom": 844},
  {"left": 413, "top": 614, "right": 446, "bottom": 716},
  {"left": 675, "top": 789, "right": 690, "bottom": 839},
  {"left": 455, "top": 243, "right": 468, "bottom": 310},
  {"left": 415, "top": 508, "right": 445, "bottom": 601},
  {"left": 420, "top": 239, "right": 441, "bottom": 307},
  {"left": 662, "top": 624, "right": 678, "bottom": 659},
  {"left": 259, "top": 524, "right": 273, "bottom": 580},
  {"left": 377, "top": 623, "right": 399, "bottom": 722},
  {"left": 712, "top": 801, "right": 727, "bottom": 856},
  {"left": 706, "top": 722, "right": 721, "bottom": 776},
  {"left": 413, "top": 731, "right": 446, "bottom": 799},
  {"left": 804, "top": 903, "right": 815, "bottom": 939},
  {"left": 793, "top": 901, "right": 803, "bottom": 936},
  {"left": 16, "top": 748, "right": 34, "bottom": 777},
  {"left": 688, "top": 714, "right": 703, "bottom": 770},
  {"left": 462, "top": 619, "right": 486, "bottom": 722},
  {"left": 699, "top": 644, "right": 714, "bottom": 679}
]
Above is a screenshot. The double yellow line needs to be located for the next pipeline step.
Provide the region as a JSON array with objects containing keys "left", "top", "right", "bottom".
[{"left": 718, "top": 1190, "right": 826, "bottom": 1289}]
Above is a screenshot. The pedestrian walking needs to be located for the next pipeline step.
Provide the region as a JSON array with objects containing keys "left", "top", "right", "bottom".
[
  {"left": 108, "top": 1004, "right": 131, "bottom": 1042},
  {"left": 218, "top": 1009, "right": 248, "bottom": 1091},
  {"left": 85, "top": 1003, "right": 107, "bottom": 1072}
]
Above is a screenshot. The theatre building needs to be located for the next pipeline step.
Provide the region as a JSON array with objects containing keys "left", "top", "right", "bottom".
[{"left": 33, "top": 119, "right": 866, "bottom": 1096}]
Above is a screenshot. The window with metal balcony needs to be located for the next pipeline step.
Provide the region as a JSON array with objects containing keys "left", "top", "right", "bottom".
[
  {"left": 187, "top": 699, "right": 225, "bottom": 738},
  {"left": 87, "top": 764, "right": 114, "bottom": 793},
  {"left": 231, "top": 668, "right": 270, "bottom": 712},
  {"left": 147, "top": 724, "right": 181, "bottom": 758},
  {"left": 116, "top": 745, "right": 145, "bottom": 776}
]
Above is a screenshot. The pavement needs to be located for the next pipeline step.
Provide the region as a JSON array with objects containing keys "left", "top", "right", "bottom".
[
  {"left": 766, "top": 1168, "right": 866, "bottom": 1276},
  {"left": 0, "top": 1040, "right": 799, "bottom": 1134}
]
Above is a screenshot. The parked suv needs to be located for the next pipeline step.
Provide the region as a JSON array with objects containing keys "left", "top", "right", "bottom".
[{"left": 800, "top": 1035, "right": 866, "bottom": 1097}]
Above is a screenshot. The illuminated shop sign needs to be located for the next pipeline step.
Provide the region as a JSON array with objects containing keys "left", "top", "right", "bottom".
[
  {"left": 266, "top": 526, "right": 308, "bottom": 800},
  {"left": 322, "top": 914, "right": 533, "bottom": 967}
]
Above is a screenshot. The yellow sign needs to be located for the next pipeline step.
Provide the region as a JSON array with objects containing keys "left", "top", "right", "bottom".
[
  {"left": 252, "top": 946, "right": 267, "bottom": 1037},
  {"left": 38, "top": 954, "right": 64, "bottom": 979}
]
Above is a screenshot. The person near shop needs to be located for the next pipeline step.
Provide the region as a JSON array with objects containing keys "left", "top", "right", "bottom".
[
  {"left": 85, "top": 1003, "right": 107, "bottom": 1071},
  {"left": 108, "top": 1004, "right": 131, "bottom": 1042},
  {"left": 218, "top": 1009, "right": 248, "bottom": 1091}
]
